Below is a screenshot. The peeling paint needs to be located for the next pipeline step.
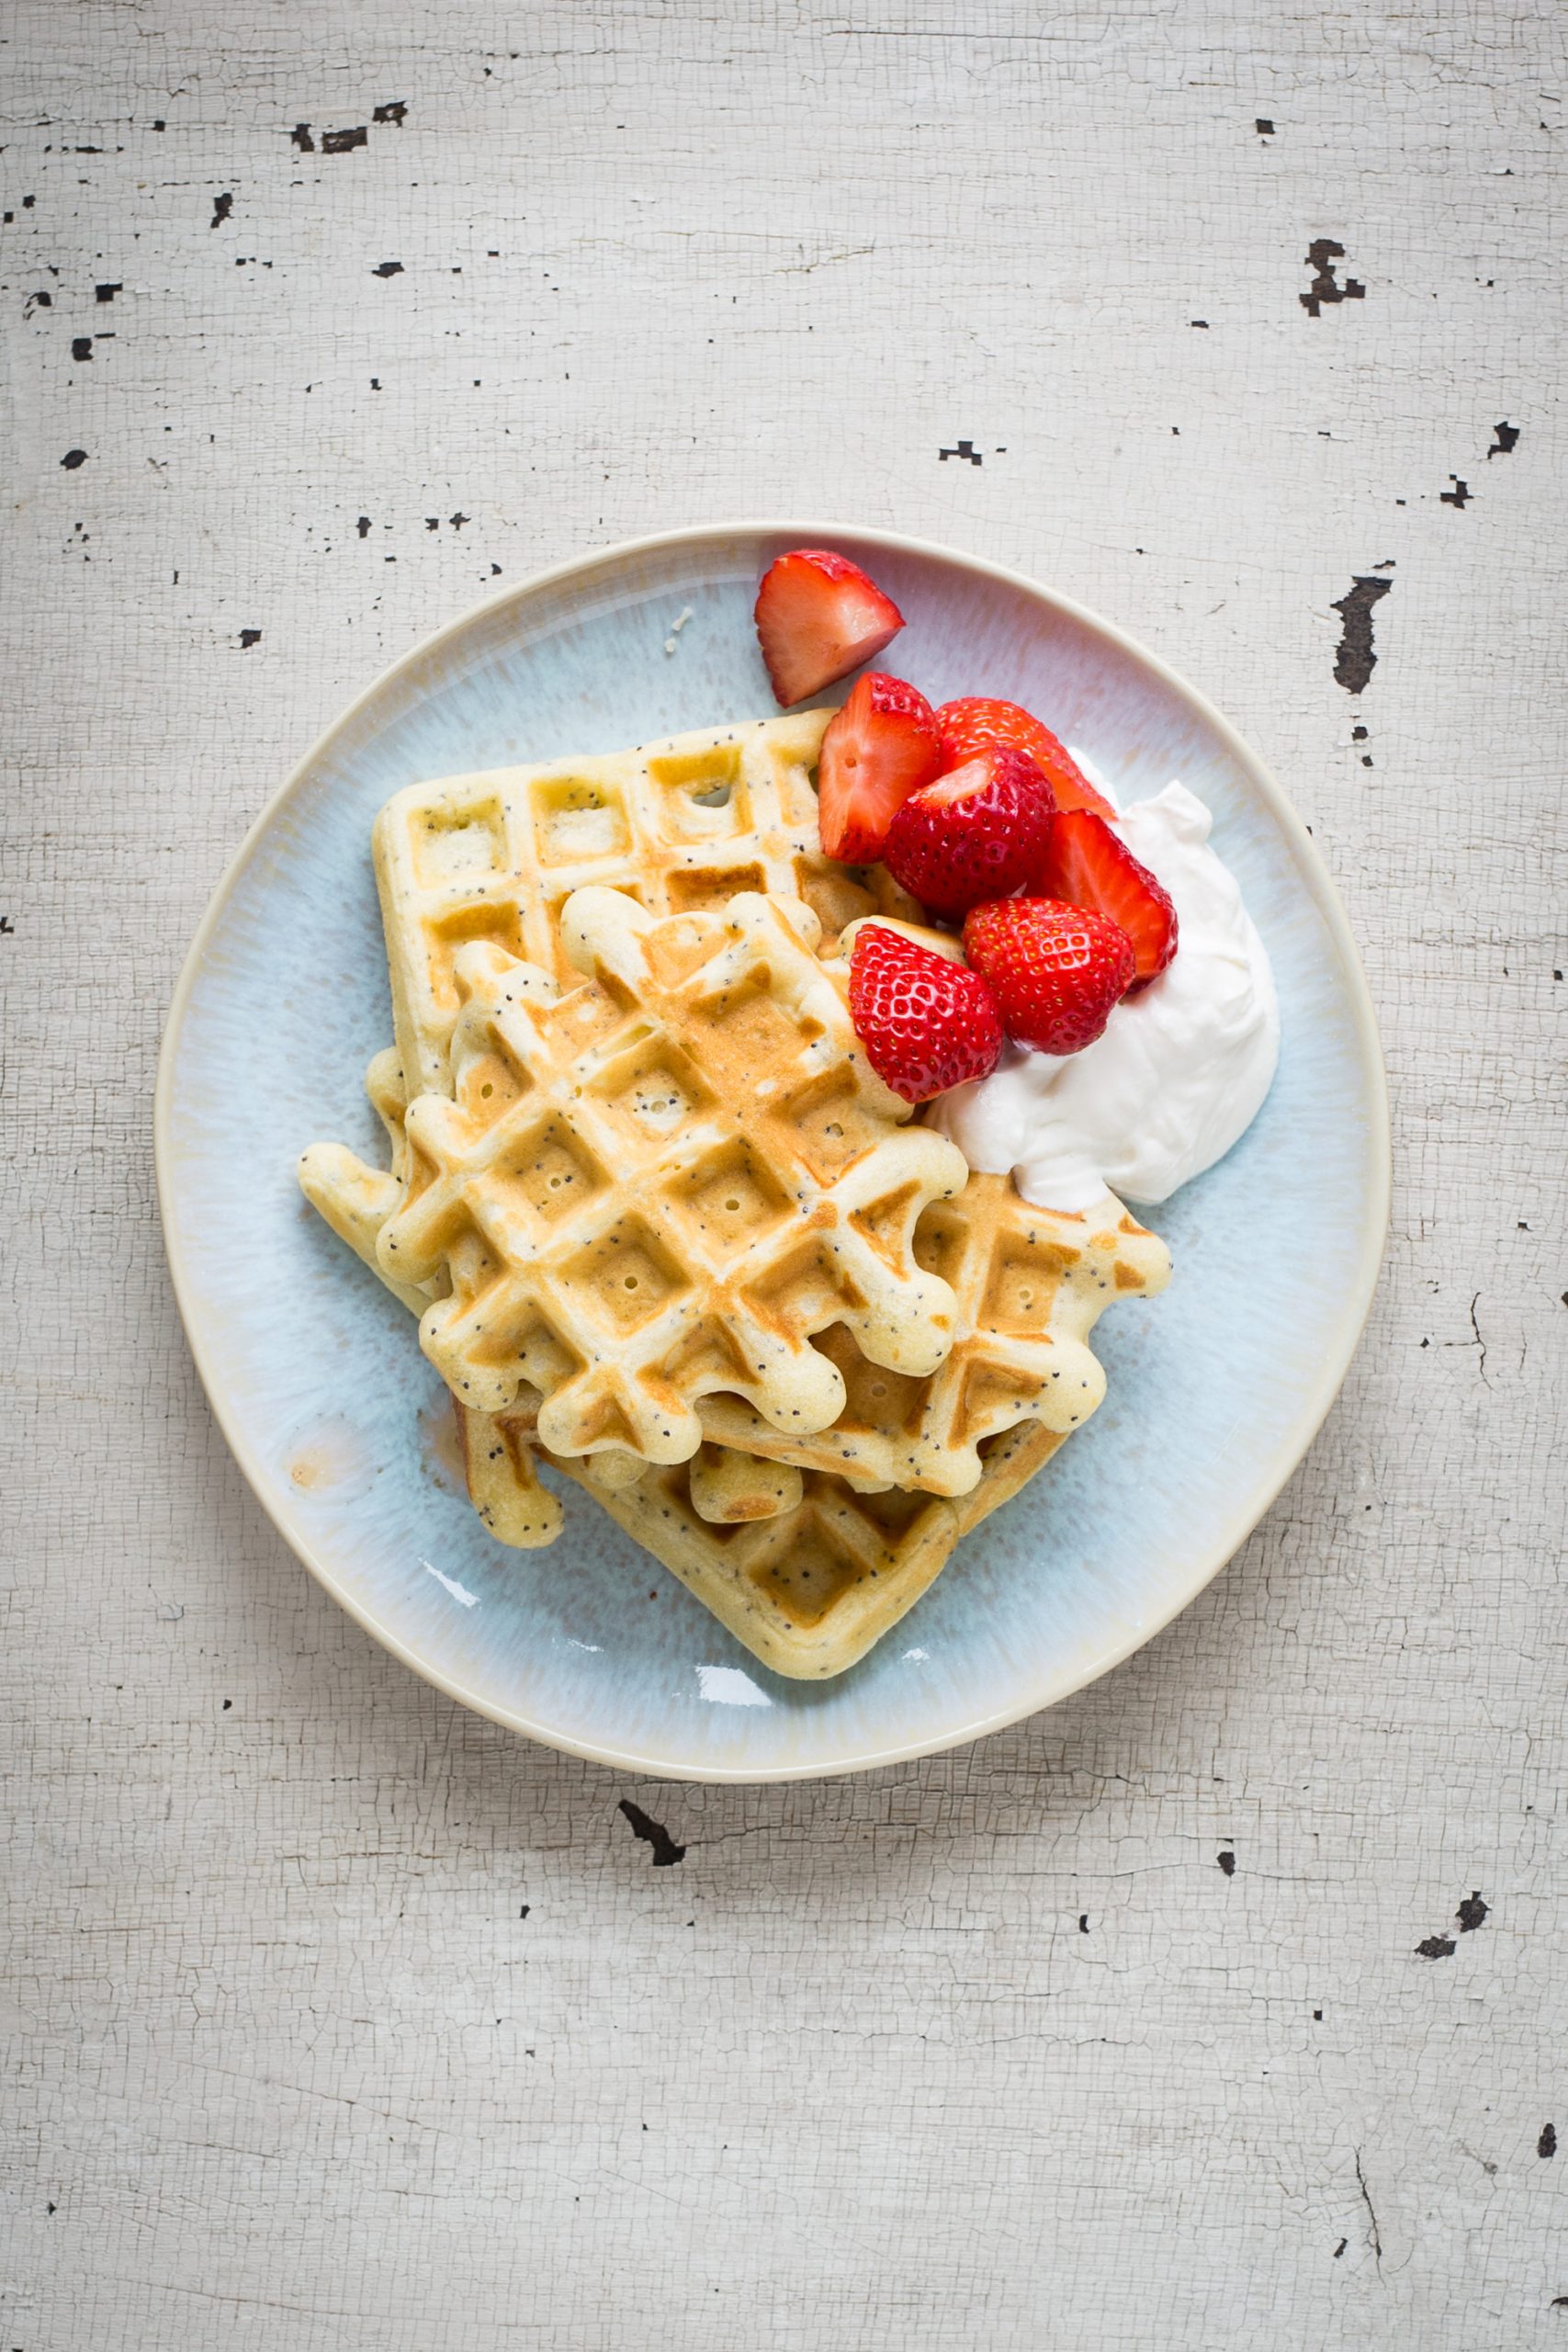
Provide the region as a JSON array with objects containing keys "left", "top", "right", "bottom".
[
  {"left": 1301, "top": 238, "right": 1364, "bottom": 316},
  {"left": 1331, "top": 576, "right": 1392, "bottom": 692}
]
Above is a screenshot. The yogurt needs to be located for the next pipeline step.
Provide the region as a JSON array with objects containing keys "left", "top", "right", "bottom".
[{"left": 931, "top": 780, "right": 1279, "bottom": 1211}]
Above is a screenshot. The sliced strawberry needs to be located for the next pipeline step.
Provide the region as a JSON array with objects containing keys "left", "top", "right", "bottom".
[
  {"left": 848, "top": 922, "right": 1003, "bottom": 1103},
  {"left": 962, "top": 897, "right": 1135, "bottom": 1056},
  {"left": 816, "top": 672, "right": 943, "bottom": 863},
  {"left": 882, "top": 745, "right": 1057, "bottom": 920},
  {"left": 754, "top": 548, "right": 905, "bottom": 707},
  {"left": 1034, "top": 808, "right": 1179, "bottom": 990},
  {"left": 935, "top": 696, "right": 1117, "bottom": 820}
]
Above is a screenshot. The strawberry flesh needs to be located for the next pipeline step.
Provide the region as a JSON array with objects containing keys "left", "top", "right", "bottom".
[
  {"left": 882, "top": 745, "right": 1057, "bottom": 919},
  {"left": 848, "top": 922, "right": 1003, "bottom": 1103},
  {"left": 754, "top": 548, "right": 905, "bottom": 707},
  {"left": 1034, "top": 808, "right": 1179, "bottom": 990},
  {"left": 962, "top": 897, "right": 1135, "bottom": 1056},
  {"left": 935, "top": 696, "right": 1117, "bottom": 820},
  {"left": 816, "top": 672, "right": 943, "bottom": 863}
]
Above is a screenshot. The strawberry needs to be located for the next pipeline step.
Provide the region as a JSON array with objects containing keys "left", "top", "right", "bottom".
[
  {"left": 882, "top": 744, "right": 1057, "bottom": 919},
  {"left": 754, "top": 548, "right": 905, "bottom": 707},
  {"left": 935, "top": 696, "right": 1117, "bottom": 820},
  {"left": 816, "top": 672, "right": 943, "bottom": 863},
  {"left": 848, "top": 922, "right": 1003, "bottom": 1103},
  {"left": 1033, "top": 808, "right": 1179, "bottom": 990},
  {"left": 962, "top": 898, "right": 1134, "bottom": 1056}
]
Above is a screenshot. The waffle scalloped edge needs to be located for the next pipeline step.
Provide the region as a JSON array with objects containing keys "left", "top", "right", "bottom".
[{"left": 694, "top": 1172, "right": 1171, "bottom": 1495}]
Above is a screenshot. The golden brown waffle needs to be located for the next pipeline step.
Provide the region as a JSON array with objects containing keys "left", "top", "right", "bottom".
[
  {"left": 303, "top": 1101, "right": 1082, "bottom": 1672},
  {"left": 457, "top": 1406, "right": 564, "bottom": 1549},
  {"left": 367, "top": 888, "right": 969, "bottom": 1464},
  {"left": 684, "top": 1444, "right": 804, "bottom": 1525},
  {"left": 299, "top": 1048, "right": 434, "bottom": 1315},
  {"left": 373, "top": 710, "right": 917, "bottom": 1096},
  {"left": 304, "top": 899, "right": 1169, "bottom": 1506},
  {"left": 540, "top": 1417, "right": 1066, "bottom": 1679},
  {"left": 300, "top": 716, "right": 1175, "bottom": 1657},
  {"left": 694, "top": 1172, "right": 1170, "bottom": 1495}
]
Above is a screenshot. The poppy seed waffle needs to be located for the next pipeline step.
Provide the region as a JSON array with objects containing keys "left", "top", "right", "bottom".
[
  {"left": 304, "top": 850, "right": 1170, "bottom": 1502},
  {"left": 536, "top": 1416, "right": 1067, "bottom": 1679},
  {"left": 299, "top": 1047, "right": 433, "bottom": 1315},
  {"left": 363, "top": 888, "right": 969, "bottom": 1464},
  {"left": 374, "top": 709, "right": 919, "bottom": 1097},
  {"left": 457, "top": 1405, "right": 565, "bottom": 1549},
  {"left": 693, "top": 1173, "right": 1170, "bottom": 1495},
  {"left": 301, "top": 1144, "right": 1073, "bottom": 1675},
  {"left": 299, "top": 1088, "right": 1095, "bottom": 1673}
]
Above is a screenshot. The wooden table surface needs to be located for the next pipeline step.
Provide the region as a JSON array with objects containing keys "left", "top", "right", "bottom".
[{"left": 6, "top": 5, "right": 1564, "bottom": 2346}]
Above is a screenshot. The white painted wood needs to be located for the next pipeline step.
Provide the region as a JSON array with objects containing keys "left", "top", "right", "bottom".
[{"left": 4, "top": 4, "right": 1564, "bottom": 2345}]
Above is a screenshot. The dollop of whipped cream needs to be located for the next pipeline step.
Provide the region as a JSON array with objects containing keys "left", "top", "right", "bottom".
[{"left": 931, "top": 780, "right": 1279, "bottom": 1211}]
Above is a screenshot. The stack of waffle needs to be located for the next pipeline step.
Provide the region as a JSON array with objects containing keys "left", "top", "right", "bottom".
[{"left": 299, "top": 713, "right": 1170, "bottom": 1677}]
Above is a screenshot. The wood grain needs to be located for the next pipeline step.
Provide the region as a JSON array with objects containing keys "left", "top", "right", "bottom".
[{"left": 4, "top": 3, "right": 1564, "bottom": 2344}]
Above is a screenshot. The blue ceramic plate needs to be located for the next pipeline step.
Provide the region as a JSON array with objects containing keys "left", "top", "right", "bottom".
[{"left": 156, "top": 525, "right": 1389, "bottom": 1781}]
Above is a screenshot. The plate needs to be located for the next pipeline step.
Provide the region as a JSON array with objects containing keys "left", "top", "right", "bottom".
[{"left": 155, "top": 524, "right": 1389, "bottom": 1781}]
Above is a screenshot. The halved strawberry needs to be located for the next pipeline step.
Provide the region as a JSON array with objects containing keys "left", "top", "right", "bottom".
[
  {"left": 935, "top": 696, "right": 1117, "bottom": 820},
  {"left": 754, "top": 548, "right": 905, "bottom": 707},
  {"left": 848, "top": 922, "right": 1003, "bottom": 1102},
  {"left": 1034, "top": 808, "right": 1179, "bottom": 990},
  {"left": 882, "top": 745, "right": 1057, "bottom": 919},
  {"left": 962, "top": 897, "right": 1135, "bottom": 1056},
  {"left": 816, "top": 672, "right": 943, "bottom": 863}
]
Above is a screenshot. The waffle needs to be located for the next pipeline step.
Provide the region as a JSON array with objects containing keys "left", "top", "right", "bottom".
[
  {"left": 305, "top": 906, "right": 1169, "bottom": 1504},
  {"left": 539, "top": 1415, "right": 1066, "bottom": 1679},
  {"left": 373, "top": 710, "right": 918, "bottom": 1097},
  {"left": 457, "top": 1406, "right": 564, "bottom": 1548},
  {"left": 685, "top": 1443, "right": 804, "bottom": 1525},
  {"left": 299, "top": 1048, "right": 433, "bottom": 1315},
  {"left": 362, "top": 888, "right": 969, "bottom": 1464},
  {"left": 301, "top": 1076, "right": 1088, "bottom": 1673},
  {"left": 300, "top": 712, "right": 1174, "bottom": 1662},
  {"left": 308, "top": 1138, "right": 1072, "bottom": 1671},
  {"left": 694, "top": 1172, "right": 1171, "bottom": 1494}
]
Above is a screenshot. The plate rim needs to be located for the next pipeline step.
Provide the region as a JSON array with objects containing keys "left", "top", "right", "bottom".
[{"left": 154, "top": 518, "right": 1392, "bottom": 1783}]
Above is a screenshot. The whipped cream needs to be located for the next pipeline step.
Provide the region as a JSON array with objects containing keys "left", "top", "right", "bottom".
[{"left": 931, "top": 780, "right": 1279, "bottom": 1211}]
